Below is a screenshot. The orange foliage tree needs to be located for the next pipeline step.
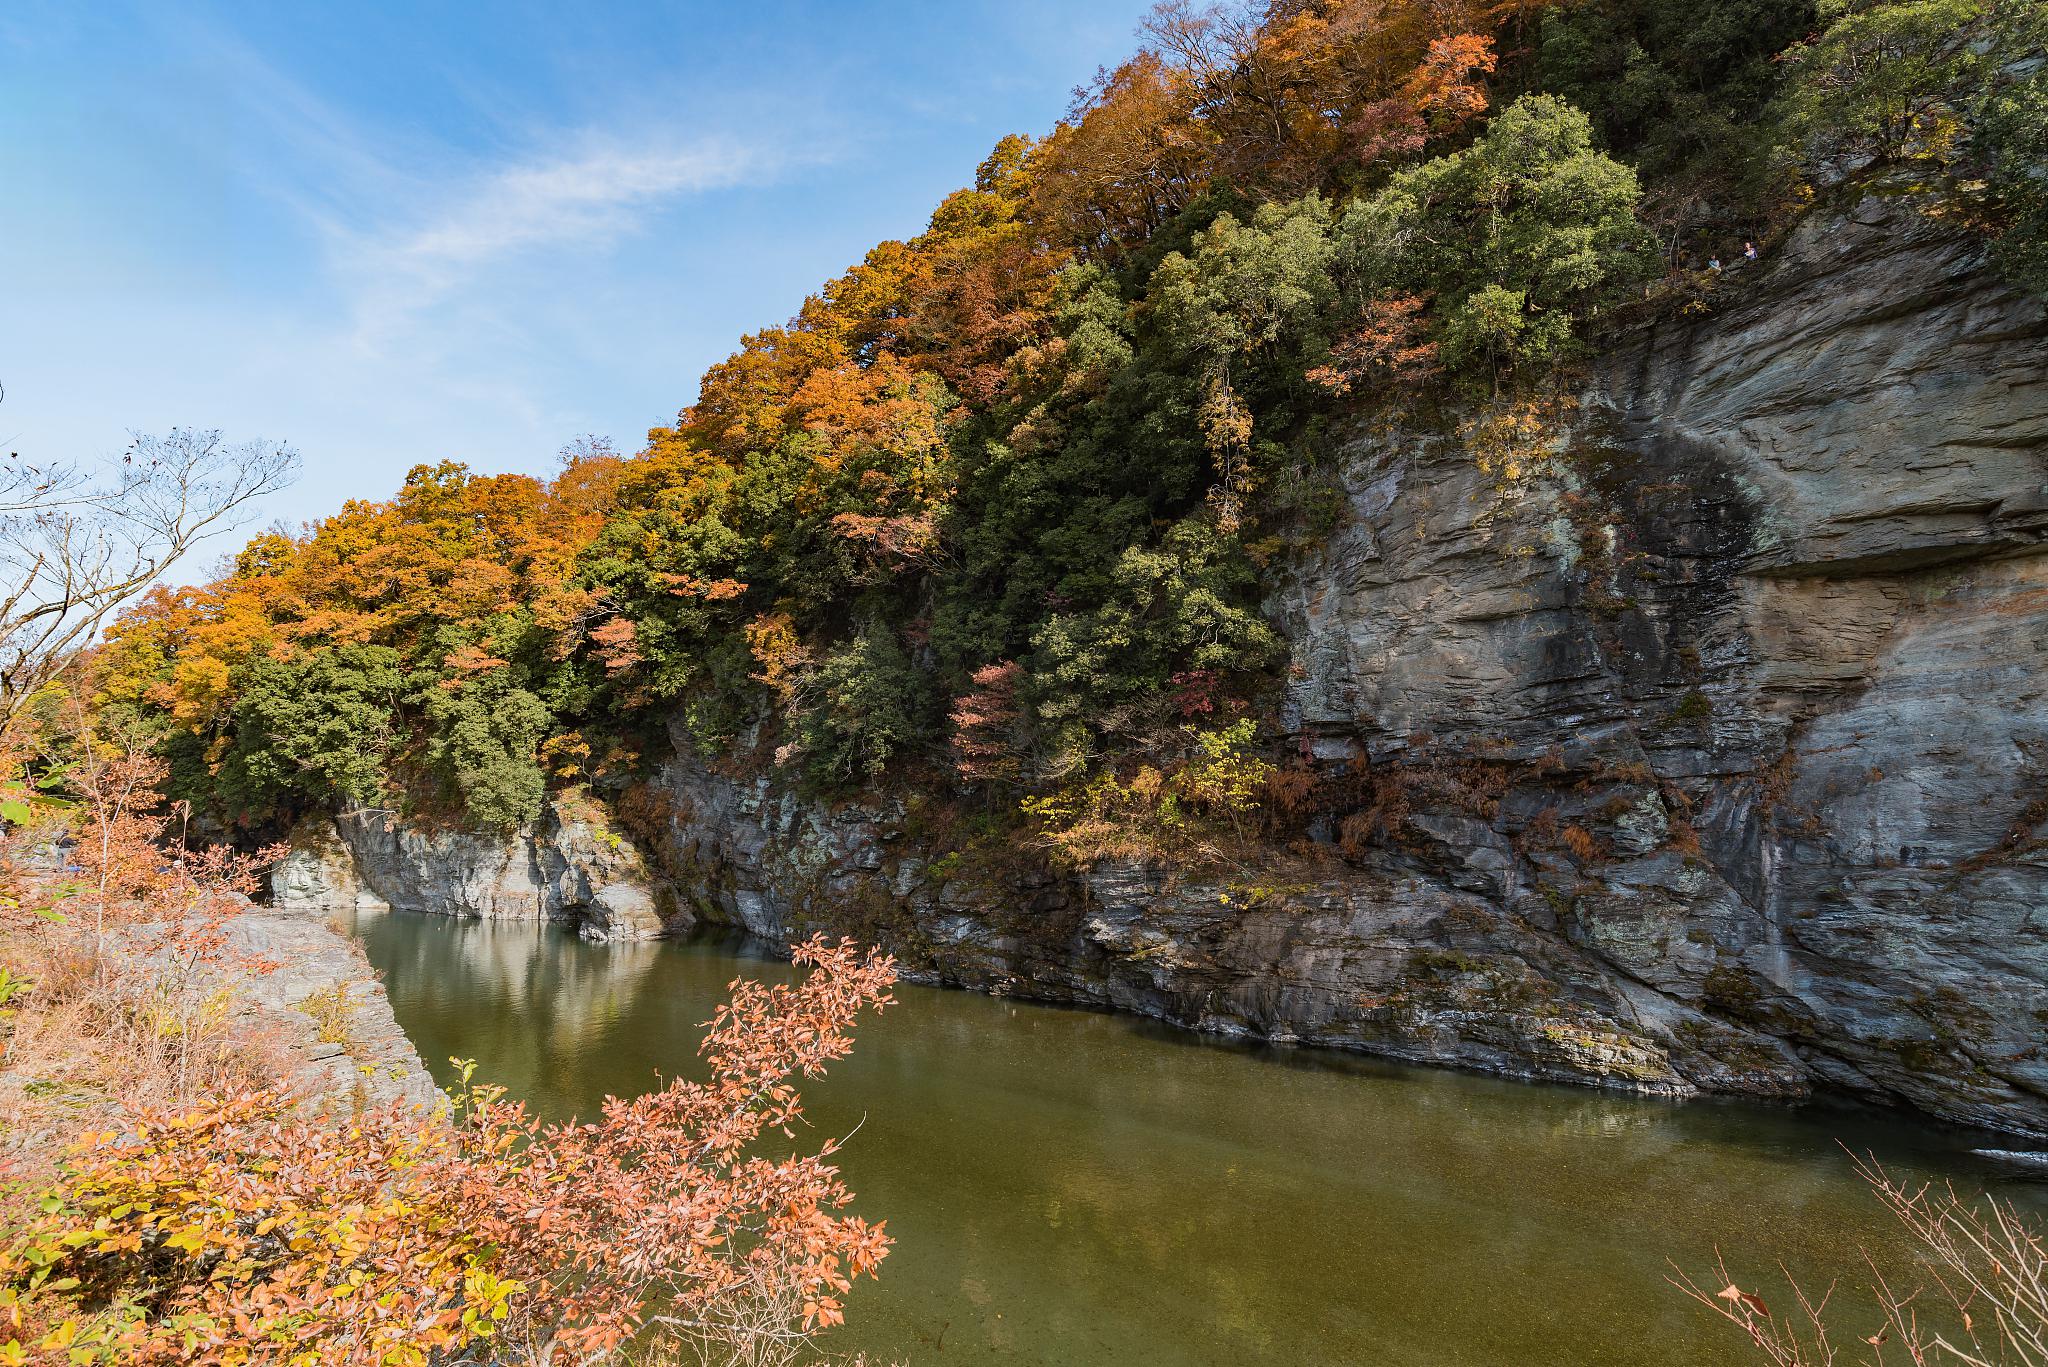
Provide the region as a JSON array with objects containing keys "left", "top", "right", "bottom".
[
  {"left": 86, "top": 0, "right": 1581, "bottom": 819},
  {"left": 1031, "top": 0, "right": 1528, "bottom": 253},
  {"left": 91, "top": 451, "right": 636, "bottom": 826},
  {"left": 950, "top": 659, "right": 1025, "bottom": 788},
  {"left": 0, "top": 937, "right": 898, "bottom": 1366}
]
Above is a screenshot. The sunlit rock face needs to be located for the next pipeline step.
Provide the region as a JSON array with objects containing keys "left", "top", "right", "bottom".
[
  {"left": 1260, "top": 198, "right": 2048, "bottom": 1132},
  {"left": 272, "top": 806, "right": 669, "bottom": 942},
  {"left": 626, "top": 200, "right": 2048, "bottom": 1135},
  {"left": 153, "top": 899, "right": 442, "bottom": 1112},
  {"left": 284, "top": 200, "right": 2048, "bottom": 1134}
]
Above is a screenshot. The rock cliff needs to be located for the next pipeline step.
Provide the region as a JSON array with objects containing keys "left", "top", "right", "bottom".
[
  {"left": 286, "top": 201, "right": 2048, "bottom": 1135},
  {"left": 273, "top": 805, "right": 667, "bottom": 942},
  {"left": 637, "top": 200, "right": 2048, "bottom": 1135}
]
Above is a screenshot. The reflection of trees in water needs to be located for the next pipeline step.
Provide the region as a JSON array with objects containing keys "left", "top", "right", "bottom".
[{"left": 342, "top": 909, "right": 668, "bottom": 1119}]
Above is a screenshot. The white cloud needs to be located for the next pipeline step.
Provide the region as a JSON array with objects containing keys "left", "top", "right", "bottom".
[
  {"left": 137, "top": 13, "right": 777, "bottom": 352},
  {"left": 6, "top": 3, "right": 834, "bottom": 545},
  {"left": 333, "top": 136, "right": 764, "bottom": 345}
]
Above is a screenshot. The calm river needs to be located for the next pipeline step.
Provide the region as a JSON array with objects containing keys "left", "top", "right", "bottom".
[{"left": 343, "top": 909, "right": 2044, "bottom": 1367}]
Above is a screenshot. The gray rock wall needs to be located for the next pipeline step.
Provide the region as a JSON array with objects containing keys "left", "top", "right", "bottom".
[
  {"left": 272, "top": 804, "right": 668, "bottom": 942},
  {"left": 212, "top": 903, "right": 443, "bottom": 1112},
  {"left": 635, "top": 201, "right": 2048, "bottom": 1136}
]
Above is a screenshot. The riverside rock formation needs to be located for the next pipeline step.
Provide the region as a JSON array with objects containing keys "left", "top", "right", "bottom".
[
  {"left": 275, "top": 806, "right": 664, "bottom": 942},
  {"left": 128, "top": 899, "right": 442, "bottom": 1113},
  {"left": 214, "top": 903, "right": 442, "bottom": 1111},
  {"left": 281, "top": 202, "right": 2048, "bottom": 1135}
]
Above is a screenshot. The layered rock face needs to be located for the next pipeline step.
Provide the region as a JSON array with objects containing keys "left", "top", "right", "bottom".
[
  {"left": 284, "top": 201, "right": 2048, "bottom": 1134},
  {"left": 636, "top": 201, "right": 2048, "bottom": 1135},
  {"left": 273, "top": 806, "right": 667, "bottom": 942},
  {"left": 96, "top": 900, "right": 443, "bottom": 1114},
  {"left": 211, "top": 903, "right": 443, "bottom": 1111}
]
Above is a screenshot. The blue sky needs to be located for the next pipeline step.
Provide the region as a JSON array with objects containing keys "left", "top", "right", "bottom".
[{"left": 0, "top": 1, "right": 1153, "bottom": 548}]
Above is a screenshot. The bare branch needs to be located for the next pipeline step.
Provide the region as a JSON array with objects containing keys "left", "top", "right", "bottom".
[{"left": 0, "top": 427, "right": 299, "bottom": 734}]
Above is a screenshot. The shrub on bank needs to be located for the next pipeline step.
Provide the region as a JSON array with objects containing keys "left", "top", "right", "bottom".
[{"left": 0, "top": 937, "right": 897, "bottom": 1367}]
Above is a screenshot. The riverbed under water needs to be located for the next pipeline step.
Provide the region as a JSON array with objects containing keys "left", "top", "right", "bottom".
[{"left": 342, "top": 909, "right": 2044, "bottom": 1367}]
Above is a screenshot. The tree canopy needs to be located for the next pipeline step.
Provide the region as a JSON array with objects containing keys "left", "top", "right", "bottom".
[{"left": 88, "top": 0, "right": 2043, "bottom": 834}]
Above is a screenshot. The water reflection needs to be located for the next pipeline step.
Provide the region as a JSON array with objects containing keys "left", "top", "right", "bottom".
[
  {"left": 340, "top": 908, "right": 677, "bottom": 1103},
  {"left": 346, "top": 910, "right": 2045, "bottom": 1367}
]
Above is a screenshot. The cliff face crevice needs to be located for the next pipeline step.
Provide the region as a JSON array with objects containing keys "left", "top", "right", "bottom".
[{"left": 280, "top": 201, "right": 2048, "bottom": 1135}]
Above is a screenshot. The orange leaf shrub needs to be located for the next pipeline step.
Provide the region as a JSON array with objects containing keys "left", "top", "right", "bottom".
[{"left": 0, "top": 937, "right": 897, "bottom": 1366}]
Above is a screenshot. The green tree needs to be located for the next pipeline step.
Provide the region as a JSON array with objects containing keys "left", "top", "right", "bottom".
[
  {"left": 799, "top": 628, "right": 929, "bottom": 783},
  {"left": 1148, "top": 197, "right": 1338, "bottom": 375},
  {"left": 1029, "top": 517, "right": 1280, "bottom": 771},
  {"left": 931, "top": 262, "right": 1208, "bottom": 673},
  {"left": 1337, "top": 95, "right": 1655, "bottom": 382},
  {"left": 1780, "top": 0, "right": 1988, "bottom": 165},
  {"left": 1536, "top": 0, "right": 1815, "bottom": 207},
  {"left": 420, "top": 673, "right": 551, "bottom": 828},
  {"left": 1148, "top": 197, "right": 1341, "bottom": 526},
  {"left": 212, "top": 645, "right": 404, "bottom": 818},
  {"left": 1974, "top": 0, "right": 2048, "bottom": 296}
]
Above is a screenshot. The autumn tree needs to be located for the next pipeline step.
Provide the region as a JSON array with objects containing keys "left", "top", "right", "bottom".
[
  {"left": 1141, "top": 0, "right": 1506, "bottom": 194},
  {"left": 90, "top": 458, "right": 624, "bottom": 829},
  {"left": 950, "top": 660, "right": 1025, "bottom": 788},
  {"left": 1030, "top": 51, "right": 1211, "bottom": 251},
  {"left": 0, "top": 430, "right": 296, "bottom": 734},
  {"left": 0, "top": 937, "right": 899, "bottom": 1367},
  {"left": 1029, "top": 0, "right": 1518, "bottom": 256},
  {"left": 1335, "top": 94, "right": 1655, "bottom": 382}
]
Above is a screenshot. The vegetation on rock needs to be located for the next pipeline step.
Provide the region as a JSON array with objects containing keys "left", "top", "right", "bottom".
[
  {"left": 76, "top": 0, "right": 2048, "bottom": 846},
  {"left": 0, "top": 929, "right": 894, "bottom": 1366}
]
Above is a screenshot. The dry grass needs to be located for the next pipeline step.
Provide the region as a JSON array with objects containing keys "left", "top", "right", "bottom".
[
  {"left": 0, "top": 881, "right": 297, "bottom": 1170},
  {"left": 296, "top": 984, "right": 359, "bottom": 1049}
]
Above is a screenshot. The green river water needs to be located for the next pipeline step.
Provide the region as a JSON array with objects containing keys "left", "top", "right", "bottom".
[{"left": 342, "top": 909, "right": 2044, "bottom": 1367}]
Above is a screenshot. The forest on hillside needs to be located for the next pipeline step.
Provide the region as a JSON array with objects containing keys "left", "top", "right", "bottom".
[
  {"left": 1, "top": 1, "right": 2046, "bottom": 1364},
  {"left": 76, "top": 0, "right": 2047, "bottom": 856}
]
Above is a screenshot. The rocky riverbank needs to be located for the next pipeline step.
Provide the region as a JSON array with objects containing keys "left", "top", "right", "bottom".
[
  {"left": 206, "top": 900, "right": 442, "bottom": 1112},
  {"left": 275, "top": 199, "right": 2048, "bottom": 1136},
  {"left": 273, "top": 807, "right": 664, "bottom": 943}
]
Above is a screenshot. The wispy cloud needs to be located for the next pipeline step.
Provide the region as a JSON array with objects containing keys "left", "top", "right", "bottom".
[
  {"left": 139, "top": 11, "right": 780, "bottom": 350},
  {"left": 7, "top": 0, "right": 921, "bottom": 541},
  {"left": 332, "top": 135, "right": 766, "bottom": 344}
]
